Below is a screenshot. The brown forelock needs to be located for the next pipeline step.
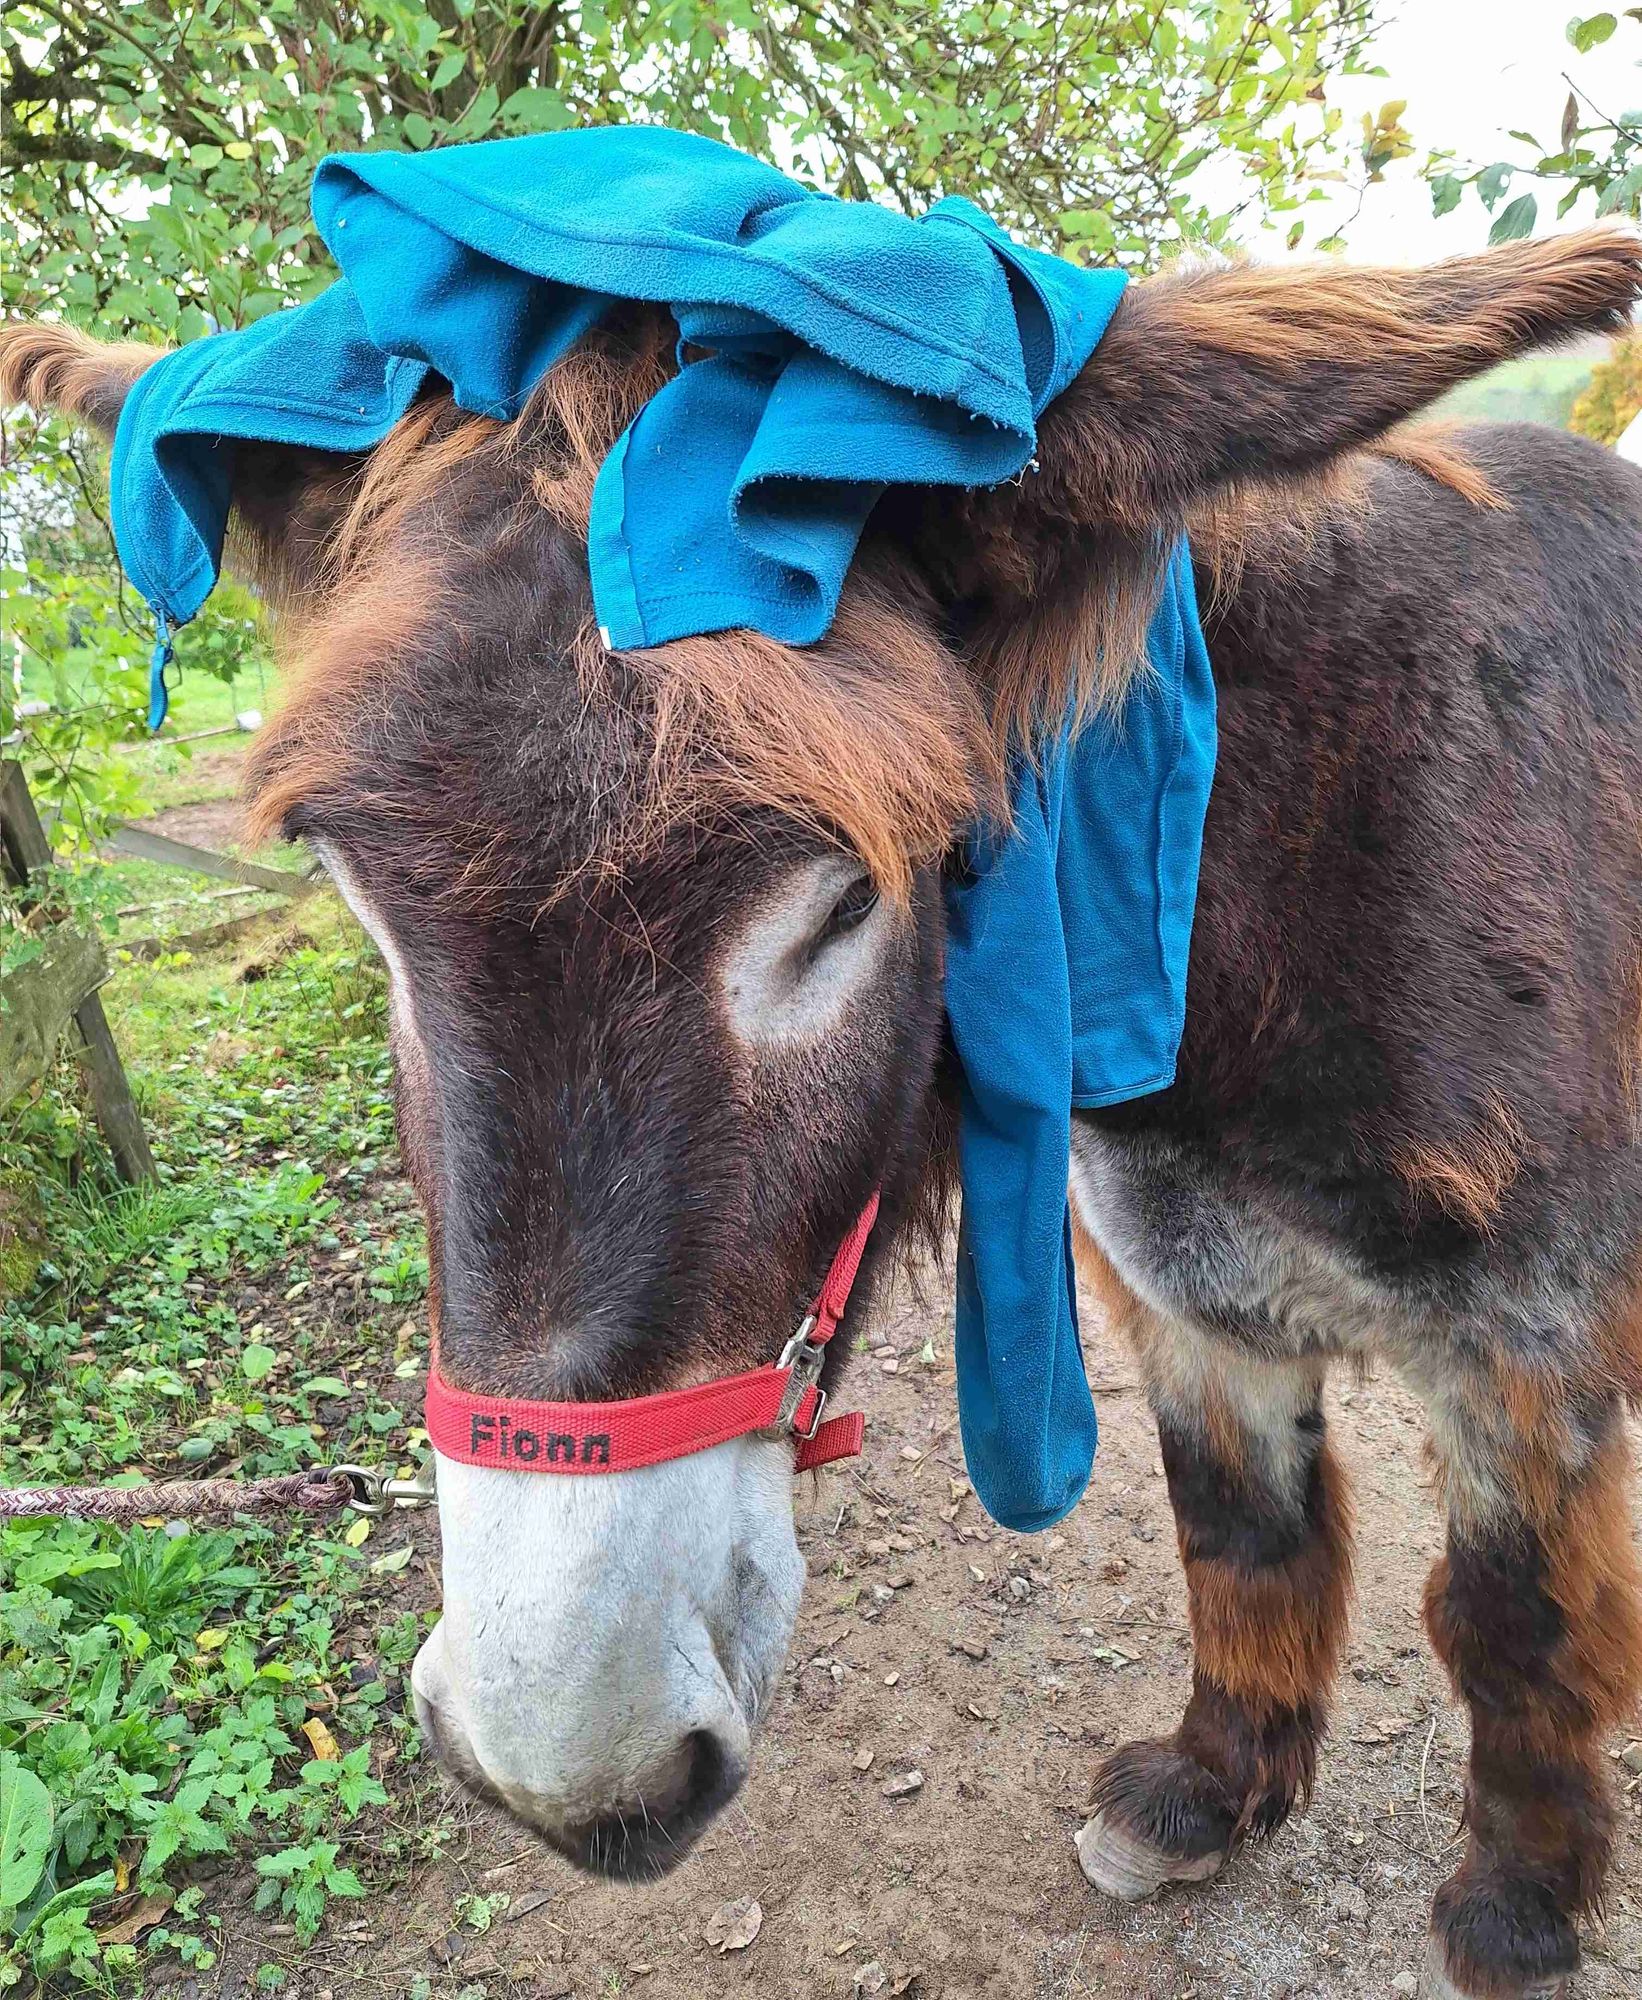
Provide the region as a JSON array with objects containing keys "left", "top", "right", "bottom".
[
  {"left": 243, "top": 318, "right": 1000, "bottom": 900},
  {"left": 246, "top": 310, "right": 1000, "bottom": 904}
]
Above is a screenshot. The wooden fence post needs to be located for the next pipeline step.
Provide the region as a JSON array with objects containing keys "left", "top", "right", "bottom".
[{"left": 1, "top": 761, "right": 156, "bottom": 1184}]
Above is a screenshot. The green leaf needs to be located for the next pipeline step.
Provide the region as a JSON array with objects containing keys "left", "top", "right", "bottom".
[
  {"left": 499, "top": 85, "right": 572, "bottom": 131},
  {"left": 430, "top": 49, "right": 467, "bottom": 91},
  {"left": 241, "top": 1343, "right": 277, "bottom": 1381},
  {"left": 1477, "top": 161, "right": 1514, "bottom": 209},
  {"left": 0, "top": 1756, "right": 53, "bottom": 1915},
  {"left": 1596, "top": 164, "right": 1642, "bottom": 214},
  {"left": 1568, "top": 13, "right": 1617, "bottom": 52},
  {"left": 1488, "top": 192, "right": 1539, "bottom": 243},
  {"left": 1430, "top": 173, "right": 1463, "bottom": 218}
]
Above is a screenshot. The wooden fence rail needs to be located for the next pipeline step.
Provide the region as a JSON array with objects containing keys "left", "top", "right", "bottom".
[{"left": 1, "top": 760, "right": 156, "bottom": 1184}]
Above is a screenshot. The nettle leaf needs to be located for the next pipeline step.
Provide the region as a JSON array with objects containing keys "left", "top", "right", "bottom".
[{"left": 0, "top": 1755, "right": 53, "bottom": 1915}]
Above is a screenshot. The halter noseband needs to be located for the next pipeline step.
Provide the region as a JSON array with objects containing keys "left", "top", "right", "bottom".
[{"left": 424, "top": 1192, "right": 880, "bottom": 1477}]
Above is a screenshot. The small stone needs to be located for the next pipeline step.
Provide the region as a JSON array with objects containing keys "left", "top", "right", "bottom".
[
  {"left": 882, "top": 1769, "right": 925, "bottom": 1799},
  {"left": 899, "top": 1446, "right": 922, "bottom": 1462},
  {"left": 952, "top": 1636, "right": 988, "bottom": 1661},
  {"left": 880, "top": 1358, "right": 900, "bottom": 1374},
  {"left": 1329, "top": 1878, "right": 1369, "bottom": 1922},
  {"left": 855, "top": 1964, "right": 888, "bottom": 1996},
  {"left": 1006, "top": 1576, "right": 1031, "bottom": 1602},
  {"left": 1621, "top": 1741, "right": 1642, "bottom": 1775},
  {"left": 1390, "top": 1973, "right": 1418, "bottom": 1997},
  {"left": 884, "top": 1671, "right": 900, "bottom": 1686},
  {"left": 853, "top": 1746, "right": 875, "bottom": 1772},
  {"left": 872, "top": 1584, "right": 896, "bottom": 1604}
]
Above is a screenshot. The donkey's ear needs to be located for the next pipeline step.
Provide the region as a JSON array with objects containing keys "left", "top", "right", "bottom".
[
  {"left": 886, "top": 226, "right": 1642, "bottom": 733},
  {"left": 0, "top": 321, "right": 159, "bottom": 439},
  {"left": 1036, "top": 225, "right": 1642, "bottom": 528},
  {"left": 0, "top": 319, "right": 360, "bottom": 611}
]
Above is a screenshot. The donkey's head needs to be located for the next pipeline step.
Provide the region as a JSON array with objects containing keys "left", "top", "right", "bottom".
[{"left": 6, "top": 225, "right": 1636, "bottom": 1875}]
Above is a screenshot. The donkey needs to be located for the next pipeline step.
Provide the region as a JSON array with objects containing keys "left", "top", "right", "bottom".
[{"left": 5, "top": 223, "right": 1641, "bottom": 1999}]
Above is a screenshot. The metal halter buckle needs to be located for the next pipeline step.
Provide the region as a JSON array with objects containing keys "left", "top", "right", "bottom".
[
  {"left": 334, "top": 1458, "right": 437, "bottom": 1517},
  {"left": 775, "top": 1316, "right": 828, "bottom": 1436}
]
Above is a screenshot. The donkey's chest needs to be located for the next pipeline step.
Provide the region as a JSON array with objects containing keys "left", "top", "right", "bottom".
[{"left": 1068, "top": 1121, "right": 1394, "bottom": 1362}]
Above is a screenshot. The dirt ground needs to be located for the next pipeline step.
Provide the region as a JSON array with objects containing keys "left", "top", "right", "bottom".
[{"left": 180, "top": 1248, "right": 1642, "bottom": 2000}]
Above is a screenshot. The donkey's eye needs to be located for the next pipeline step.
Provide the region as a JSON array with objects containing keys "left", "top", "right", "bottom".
[{"left": 814, "top": 875, "right": 880, "bottom": 952}]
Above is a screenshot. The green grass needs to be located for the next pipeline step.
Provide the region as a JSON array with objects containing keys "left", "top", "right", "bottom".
[{"left": 1, "top": 891, "right": 444, "bottom": 1994}]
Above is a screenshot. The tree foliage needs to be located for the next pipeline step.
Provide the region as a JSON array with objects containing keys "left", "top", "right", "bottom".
[
  {"left": 1570, "top": 330, "right": 1642, "bottom": 444},
  {"left": 1426, "top": 11, "right": 1642, "bottom": 241},
  {"left": 3, "top": 0, "right": 1387, "bottom": 349}
]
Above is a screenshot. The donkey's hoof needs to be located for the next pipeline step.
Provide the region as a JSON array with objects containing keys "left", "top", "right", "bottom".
[
  {"left": 1419, "top": 1930, "right": 1571, "bottom": 2000},
  {"left": 1074, "top": 1811, "right": 1226, "bottom": 1901},
  {"left": 1424, "top": 1864, "right": 1579, "bottom": 2000}
]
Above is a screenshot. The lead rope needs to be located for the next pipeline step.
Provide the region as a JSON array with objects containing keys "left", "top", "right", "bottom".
[{"left": 0, "top": 1468, "right": 355, "bottom": 1525}]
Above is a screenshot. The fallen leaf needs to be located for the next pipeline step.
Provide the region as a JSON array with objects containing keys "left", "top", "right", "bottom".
[
  {"left": 301, "top": 1715, "right": 340, "bottom": 1762},
  {"left": 195, "top": 1628, "right": 228, "bottom": 1651},
  {"left": 343, "top": 1515, "right": 371, "bottom": 1548},
  {"left": 855, "top": 1961, "right": 888, "bottom": 1995},
  {"left": 704, "top": 1894, "right": 762, "bottom": 1954},
  {"left": 97, "top": 1888, "right": 175, "bottom": 1946},
  {"left": 503, "top": 1888, "right": 554, "bottom": 1922}
]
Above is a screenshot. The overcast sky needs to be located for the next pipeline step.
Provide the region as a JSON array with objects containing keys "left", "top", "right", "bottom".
[{"left": 1249, "top": 0, "right": 1632, "bottom": 261}]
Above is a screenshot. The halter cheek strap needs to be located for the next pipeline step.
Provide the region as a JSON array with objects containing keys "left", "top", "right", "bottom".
[{"left": 424, "top": 1191, "right": 880, "bottom": 1477}]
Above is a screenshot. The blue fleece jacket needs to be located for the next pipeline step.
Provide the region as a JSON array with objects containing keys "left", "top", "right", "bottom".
[{"left": 108, "top": 126, "right": 1215, "bottom": 1531}]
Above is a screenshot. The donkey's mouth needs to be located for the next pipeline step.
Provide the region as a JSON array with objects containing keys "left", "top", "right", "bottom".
[
  {"left": 416, "top": 1683, "right": 746, "bottom": 1879},
  {"left": 555, "top": 1733, "right": 745, "bottom": 1880}
]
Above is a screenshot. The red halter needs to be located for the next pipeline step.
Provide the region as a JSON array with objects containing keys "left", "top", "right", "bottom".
[{"left": 424, "top": 1192, "right": 879, "bottom": 1476}]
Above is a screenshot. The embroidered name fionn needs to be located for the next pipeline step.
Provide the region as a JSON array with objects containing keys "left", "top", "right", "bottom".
[{"left": 469, "top": 1412, "right": 610, "bottom": 1466}]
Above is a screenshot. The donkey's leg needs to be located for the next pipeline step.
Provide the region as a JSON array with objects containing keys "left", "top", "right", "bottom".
[
  {"left": 1417, "top": 1366, "right": 1641, "bottom": 2000},
  {"left": 1077, "top": 1308, "right": 1354, "bottom": 1898}
]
